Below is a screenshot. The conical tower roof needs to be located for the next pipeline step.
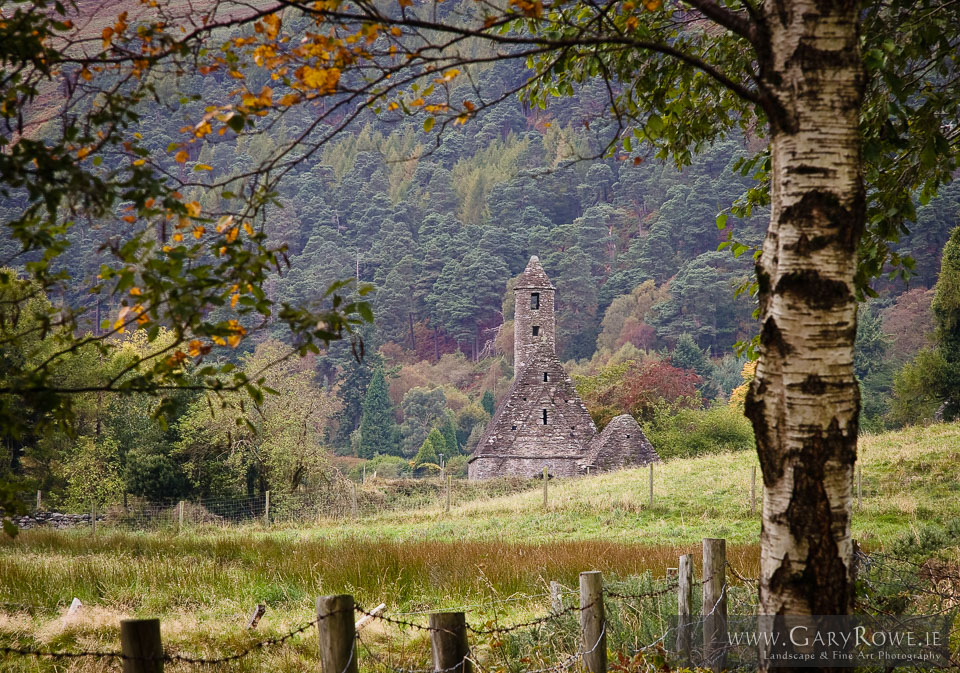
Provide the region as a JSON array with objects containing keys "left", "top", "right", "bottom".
[
  {"left": 581, "top": 414, "right": 659, "bottom": 471},
  {"left": 515, "top": 256, "right": 555, "bottom": 290}
]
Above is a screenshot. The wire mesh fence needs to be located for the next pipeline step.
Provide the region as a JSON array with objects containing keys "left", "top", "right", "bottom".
[{"left": 12, "top": 476, "right": 548, "bottom": 532}]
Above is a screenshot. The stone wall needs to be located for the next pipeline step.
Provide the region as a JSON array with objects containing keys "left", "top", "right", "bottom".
[{"left": 9, "top": 512, "right": 103, "bottom": 530}]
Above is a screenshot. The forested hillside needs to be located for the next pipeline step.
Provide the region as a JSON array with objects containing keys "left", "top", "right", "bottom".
[{"left": 1, "top": 4, "right": 958, "bottom": 509}]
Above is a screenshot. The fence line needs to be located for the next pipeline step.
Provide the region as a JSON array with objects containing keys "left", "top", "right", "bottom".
[{"left": 2, "top": 540, "right": 957, "bottom": 672}]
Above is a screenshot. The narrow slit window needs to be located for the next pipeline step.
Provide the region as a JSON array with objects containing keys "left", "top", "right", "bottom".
[
  {"left": 532, "top": 325, "right": 540, "bottom": 336},
  {"left": 542, "top": 409, "right": 548, "bottom": 425},
  {"left": 530, "top": 292, "right": 540, "bottom": 310},
  {"left": 543, "top": 372, "right": 549, "bottom": 382}
]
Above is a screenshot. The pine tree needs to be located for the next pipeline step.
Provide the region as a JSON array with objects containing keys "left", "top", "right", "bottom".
[
  {"left": 440, "top": 410, "right": 459, "bottom": 456},
  {"left": 414, "top": 428, "right": 442, "bottom": 467},
  {"left": 481, "top": 391, "right": 495, "bottom": 417},
  {"left": 358, "top": 364, "right": 399, "bottom": 458},
  {"left": 932, "top": 226, "right": 960, "bottom": 419}
]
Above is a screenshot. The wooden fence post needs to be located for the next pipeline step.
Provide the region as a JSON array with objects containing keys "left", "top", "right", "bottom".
[
  {"left": 857, "top": 465, "right": 862, "bottom": 511},
  {"left": 429, "top": 612, "right": 472, "bottom": 673},
  {"left": 36, "top": 490, "right": 41, "bottom": 513},
  {"left": 120, "top": 618, "right": 163, "bottom": 673},
  {"left": 648, "top": 463, "right": 654, "bottom": 508},
  {"left": 676, "top": 553, "right": 693, "bottom": 665},
  {"left": 543, "top": 466, "right": 548, "bottom": 509},
  {"left": 550, "top": 581, "right": 562, "bottom": 612},
  {"left": 446, "top": 475, "right": 452, "bottom": 513},
  {"left": 91, "top": 501, "right": 97, "bottom": 538},
  {"left": 750, "top": 465, "right": 757, "bottom": 515},
  {"left": 352, "top": 482, "right": 359, "bottom": 519},
  {"left": 178, "top": 501, "right": 184, "bottom": 533},
  {"left": 264, "top": 490, "right": 270, "bottom": 526},
  {"left": 702, "top": 538, "right": 727, "bottom": 673},
  {"left": 316, "top": 594, "right": 358, "bottom": 673},
  {"left": 579, "top": 571, "right": 606, "bottom": 673}
]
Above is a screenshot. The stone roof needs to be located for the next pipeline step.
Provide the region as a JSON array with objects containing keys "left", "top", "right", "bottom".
[
  {"left": 470, "top": 339, "right": 596, "bottom": 464},
  {"left": 514, "top": 256, "right": 556, "bottom": 290},
  {"left": 580, "top": 414, "right": 659, "bottom": 471}
]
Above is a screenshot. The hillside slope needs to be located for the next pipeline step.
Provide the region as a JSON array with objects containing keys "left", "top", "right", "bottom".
[{"left": 311, "top": 422, "right": 960, "bottom": 546}]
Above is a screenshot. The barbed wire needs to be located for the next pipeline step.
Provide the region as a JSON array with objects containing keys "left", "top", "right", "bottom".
[
  {"left": 725, "top": 561, "right": 758, "bottom": 584},
  {"left": 394, "top": 592, "right": 552, "bottom": 616},
  {"left": 465, "top": 600, "right": 593, "bottom": 636},
  {"left": 603, "top": 582, "right": 678, "bottom": 601},
  {"left": 0, "top": 607, "right": 353, "bottom": 665}
]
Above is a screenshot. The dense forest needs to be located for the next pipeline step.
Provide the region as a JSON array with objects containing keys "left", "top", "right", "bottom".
[{"left": 1, "top": 10, "right": 958, "bottom": 509}]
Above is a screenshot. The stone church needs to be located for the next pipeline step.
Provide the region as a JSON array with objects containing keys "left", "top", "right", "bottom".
[{"left": 468, "top": 256, "right": 659, "bottom": 480}]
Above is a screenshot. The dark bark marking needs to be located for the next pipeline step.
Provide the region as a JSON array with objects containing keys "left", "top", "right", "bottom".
[
  {"left": 799, "top": 374, "right": 826, "bottom": 395},
  {"left": 779, "top": 189, "right": 862, "bottom": 252},
  {"left": 788, "top": 41, "right": 861, "bottom": 73},
  {"left": 768, "top": 417, "right": 856, "bottom": 618},
  {"left": 790, "top": 164, "right": 835, "bottom": 177},
  {"left": 775, "top": 269, "right": 852, "bottom": 310}
]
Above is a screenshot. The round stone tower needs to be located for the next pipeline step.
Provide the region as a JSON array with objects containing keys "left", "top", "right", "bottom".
[{"left": 513, "top": 256, "right": 556, "bottom": 372}]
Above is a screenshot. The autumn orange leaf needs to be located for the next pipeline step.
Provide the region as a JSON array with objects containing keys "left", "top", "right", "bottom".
[{"left": 175, "top": 149, "right": 189, "bottom": 163}]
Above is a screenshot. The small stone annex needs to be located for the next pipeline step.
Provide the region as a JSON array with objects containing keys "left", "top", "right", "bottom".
[{"left": 468, "top": 256, "right": 659, "bottom": 479}]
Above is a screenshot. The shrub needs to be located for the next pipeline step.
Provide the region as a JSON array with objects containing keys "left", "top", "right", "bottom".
[
  {"left": 359, "top": 454, "right": 412, "bottom": 479},
  {"left": 644, "top": 403, "right": 753, "bottom": 459}
]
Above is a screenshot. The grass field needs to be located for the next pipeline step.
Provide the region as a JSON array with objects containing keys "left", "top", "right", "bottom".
[{"left": 1, "top": 422, "right": 958, "bottom": 671}]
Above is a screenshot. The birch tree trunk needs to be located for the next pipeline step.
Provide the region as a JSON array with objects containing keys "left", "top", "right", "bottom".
[{"left": 746, "top": 0, "right": 864, "bottom": 632}]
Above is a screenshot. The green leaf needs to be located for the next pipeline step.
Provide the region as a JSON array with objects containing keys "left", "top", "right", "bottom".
[{"left": 423, "top": 117, "right": 435, "bottom": 132}]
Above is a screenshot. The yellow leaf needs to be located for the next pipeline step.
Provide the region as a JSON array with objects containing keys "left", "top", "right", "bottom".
[
  {"left": 129, "top": 287, "right": 142, "bottom": 296},
  {"left": 231, "top": 293, "right": 239, "bottom": 308},
  {"left": 390, "top": 26, "right": 402, "bottom": 36},
  {"left": 175, "top": 149, "right": 188, "bottom": 163},
  {"left": 387, "top": 101, "right": 399, "bottom": 111},
  {"left": 185, "top": 201, "right": 202, "bottom": 217},
  {"left": 173, "top": 233, "right": 183, "bottom": 242},
  {"left": 76, "top": 146, "right": 92, "bottom": 159},
  {"left": 410, "top": 98, "right": 424, "bottom": 107},
  {"left": 300, "top": 66, "right": 340, "bottom": 93},
  {"left": 243, "top": 221, "right": 255, "bottom": 236},
  {"left": 643, "top": 0, "right": 661, "bottom": 9},
  {"left": 133, "top": 158, "right": 145, "bottom": 166},
  {"left": 211, "top": 335, "right": 226, "bottom": 346},
  {"left": 225, "top": 227, "right": 239, "bottom": 243},
  {"left": 123, "top": 215, "right": 136, "bottom": 223},
  {"left": 193, "top": 226, "right": 205, "bottom": 239},
  {"left": 80, "top": 68, "right": 92, "bottom": 81},
  {"left": 195, "top": 163, "right": 213, "bottom": 171}
]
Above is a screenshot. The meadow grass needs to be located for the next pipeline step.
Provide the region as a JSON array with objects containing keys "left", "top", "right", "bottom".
[{"left": 1, "top": 422, "right": 958, "bottom": 671}]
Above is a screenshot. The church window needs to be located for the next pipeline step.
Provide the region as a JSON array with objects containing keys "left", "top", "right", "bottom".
[
  {"left": 512, "top": 425, "right": 517, "bottom": 430},
  {"left": 532, "top": 325, "right": 540, "bottom": 336},
  {"left": 531, "top": 292, "right": 540, "bottom": 310},
  {"left": 543, "top": 372, "right": 549, "bottom": 382},
  {"left": 626, "top": 434, "right": 631, "bottom": 438},
  {"left": 542, "top": 409, "right": 548, "bottom": 425}
]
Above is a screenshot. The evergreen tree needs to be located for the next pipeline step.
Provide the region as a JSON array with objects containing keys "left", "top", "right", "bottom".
[
  {"left": 932, "top": 226, "right": 960, "bottom": 420},
  {"left": 414, "top": 428, "right": 442, "bottom": 467},
  {"left": 440, "top": 410, "right": 459, "bottom": 456},
  {"left": 481, "top": 390, "right": 496, "bottom": 417},
  {"left": 358, "top": 364, "right": 399, "bottom": 458},
  {"left": 671, "top": 334, "right": 713, "bottom": 378}
]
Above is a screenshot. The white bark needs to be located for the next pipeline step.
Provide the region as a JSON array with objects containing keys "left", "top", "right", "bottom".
[{"left": 747, "top": 0, "right": 864, "bottom": 627}]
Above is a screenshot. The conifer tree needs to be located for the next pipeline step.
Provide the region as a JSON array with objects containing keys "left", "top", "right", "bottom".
[
  {"left": 358, "top": 364, "right": 398, "bottom": 458},
  {"left": 932, "top": 226, "right": 960, "bottom": 419},
  {"left": 481, "top": 391, "right": 496, "bottom": 417},
  {"left": 440, "top": 411, "right": 459, "bottom": 456},
  {"left": 414, "top": 428, "right": 442, "bottom": 467}
]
